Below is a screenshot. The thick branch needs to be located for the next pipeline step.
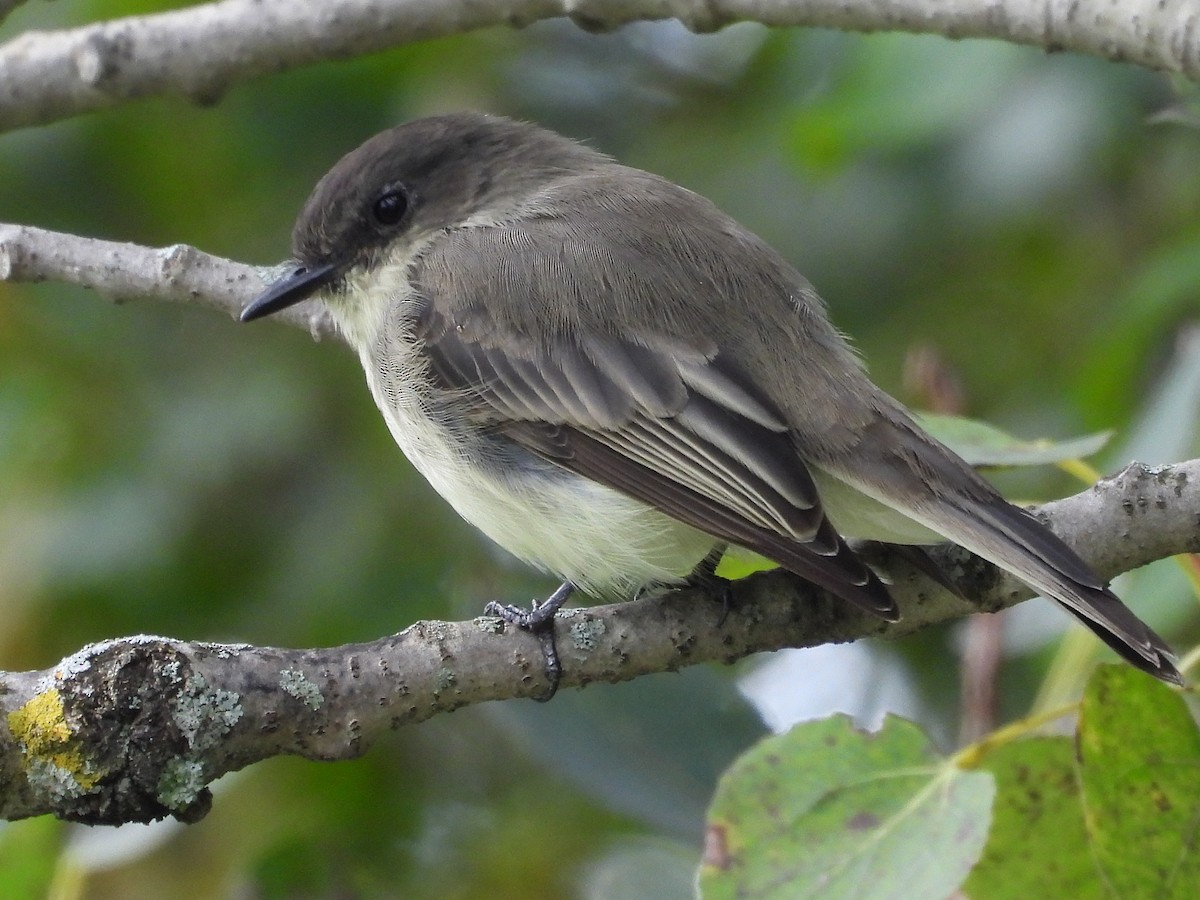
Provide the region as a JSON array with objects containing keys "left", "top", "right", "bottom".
[
  {"left": 0, "top": 459, "right": 1196, "bottom": 824},
  {"left": 1, "top": 0, "right": 1198, "bottom": 133}
]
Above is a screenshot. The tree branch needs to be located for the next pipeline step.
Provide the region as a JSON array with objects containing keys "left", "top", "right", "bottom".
[
  {"left": 0, "top": 224, "right": 337, "bottom": 338},
  {"left": 0, "top": 459, "right": 1196, "bottom": 824},
  {"left": 1, "top": 0, "right": 1198, "bottom": 134}
]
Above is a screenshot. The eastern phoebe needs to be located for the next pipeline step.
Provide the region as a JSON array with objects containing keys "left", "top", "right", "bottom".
[{"left": 241, "top": 112, "right": 1179, "bottom": 688}]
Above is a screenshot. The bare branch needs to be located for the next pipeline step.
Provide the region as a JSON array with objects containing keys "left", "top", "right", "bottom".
[
  {"left": 0, "top": 224, "right": 337, "bottom": 338},
  {"left": 1, "top": 459, "right": 1196, "bottom": 824},
  {"left": 1, "top": 0, "right": 1198, "bottom": 134}
]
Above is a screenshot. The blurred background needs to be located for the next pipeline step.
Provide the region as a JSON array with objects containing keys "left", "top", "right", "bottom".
[{"left": 1, "top": 1, "right": 1199, "bottom": 897}]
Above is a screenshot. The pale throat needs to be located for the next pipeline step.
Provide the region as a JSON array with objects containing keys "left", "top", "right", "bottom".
[{"left": 323, "top": 252, "right": 423, "bottom": 353}]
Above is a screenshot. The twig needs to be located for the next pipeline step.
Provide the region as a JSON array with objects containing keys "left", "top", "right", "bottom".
[{"left": 0, "top": 224, "right": 336, "bottom": 338}]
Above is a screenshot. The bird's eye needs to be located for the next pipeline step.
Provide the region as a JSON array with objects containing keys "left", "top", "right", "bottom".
[{"left": 373, "top": 189, "right": 408, "bottom": 226}]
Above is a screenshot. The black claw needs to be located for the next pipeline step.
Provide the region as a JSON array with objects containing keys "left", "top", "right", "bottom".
[
  {"left": 533, "top": 628, "right": 561, "bottom": 701},
  {"left": 714, "top": 582, "right": 735, "bottom": 629},
  {"left": 486, "top": 581, "right": 574, "bottom": 701}
]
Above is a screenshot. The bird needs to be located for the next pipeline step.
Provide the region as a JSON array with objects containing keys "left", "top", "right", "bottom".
[{"left": 240, "top": 111, "right": 1180, "bottom": 691}]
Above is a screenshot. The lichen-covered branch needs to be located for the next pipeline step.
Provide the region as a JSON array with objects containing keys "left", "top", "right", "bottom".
[
  {"left": 0, "top": 0, "right": 1198, "bottom": 133},
  {"left": 0, "top": 459, "right": 1196, "bottom": 824}
]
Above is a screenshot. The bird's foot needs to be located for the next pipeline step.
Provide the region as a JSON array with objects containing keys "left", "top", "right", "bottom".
[
  {"left": 632, "top": 545, "right": 735, "bottom": 623},
  {"left": 485, "top": 581, "right": 574, "bottom": 701}
]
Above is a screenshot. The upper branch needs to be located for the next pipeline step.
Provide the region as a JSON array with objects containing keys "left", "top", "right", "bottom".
[
  {"left": 1, "top": 0, "right": 1198, "bottom": 133},
  {"left": 0, "top": 458, "right": 1197, "bottom": 824}
]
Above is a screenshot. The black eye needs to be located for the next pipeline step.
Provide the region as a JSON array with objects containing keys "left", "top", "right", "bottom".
[{"left": 373, "top": 189, "right": 408, "bottom": 226}]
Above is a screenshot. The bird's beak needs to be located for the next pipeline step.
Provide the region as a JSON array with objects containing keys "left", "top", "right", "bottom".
[{"left": 240, "top": 262, "right": 338, "bottom": 322}]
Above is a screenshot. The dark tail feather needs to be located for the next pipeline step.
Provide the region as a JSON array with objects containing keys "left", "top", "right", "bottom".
[
  {"left": 824, "top": 419, "right": 1182, "bottom": 684},
  {"left": 1058, "top": 581, "right": 1182, "bottom": 685},
  {"left": 938, "top": 499, "right": 1182, "bottom": 685}
]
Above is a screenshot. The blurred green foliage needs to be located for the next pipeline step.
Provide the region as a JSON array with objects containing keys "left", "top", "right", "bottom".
[{"left": 0, "top": 1, "right": 1198, "bottom": 897}]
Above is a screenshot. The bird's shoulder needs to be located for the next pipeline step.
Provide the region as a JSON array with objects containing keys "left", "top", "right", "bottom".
[{"left": 408, "top": 165, "right": 811, "bottom": 343}]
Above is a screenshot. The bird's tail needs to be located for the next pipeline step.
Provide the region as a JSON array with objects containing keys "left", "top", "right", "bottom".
[
  {"left": 918, "top": 497, "right": 1180, "bottom": 684},
  {"left": 818, "top": 438, "right": 1180, "bottom": 684}
]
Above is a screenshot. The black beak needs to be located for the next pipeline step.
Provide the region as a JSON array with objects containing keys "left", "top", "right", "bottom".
[{"left": 240, "top": 262, "right": 338, "bottom": 322}]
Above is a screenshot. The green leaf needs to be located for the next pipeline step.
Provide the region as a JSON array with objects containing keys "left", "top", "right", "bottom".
[
  {"left": 914, "top": 413, "right": 1112, "bottom": 468},
  {"left": 964, "top": 737, "right": 1105, "bottom": 898},
  {"left": 1077, "top": 665, "right": 1200, "bottom": 898},
  {"left": 715, "top": 547, "right": 777, "bottom": 579},
  {"left": 699, "top": 715, "right": 994, "bottom": 899}
]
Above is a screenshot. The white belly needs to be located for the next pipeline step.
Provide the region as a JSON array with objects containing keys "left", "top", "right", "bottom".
[{"left": 358, "top": 333, "right": 717, "bottom": 599}]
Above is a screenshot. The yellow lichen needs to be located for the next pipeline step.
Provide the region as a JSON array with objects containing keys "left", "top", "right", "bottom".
[
  {"left": 7, "top": 688, "right": 102, "bottom": 791},
  {"left": 8, "top": 689, "right": 70, "bottom": 752}
]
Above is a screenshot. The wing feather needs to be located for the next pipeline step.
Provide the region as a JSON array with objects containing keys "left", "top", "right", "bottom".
[
  {"left": 676, "top": 356, "right": 789, "bottom": 430},
  {"left": 416, "top": 301, "right": 898, "bottom": 621},
  {"left": 584, "top": 336, "right": 687, "bottom": 416},
  {"left": 511, "top": 422, "right": 893, "bottom": 617}
]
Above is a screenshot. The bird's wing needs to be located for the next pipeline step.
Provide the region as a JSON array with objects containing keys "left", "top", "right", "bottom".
[{"left": 405, "top": 228, "right": 897, "bottom": 620}]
